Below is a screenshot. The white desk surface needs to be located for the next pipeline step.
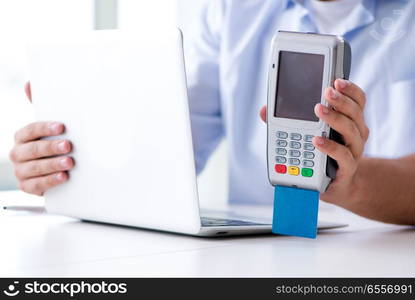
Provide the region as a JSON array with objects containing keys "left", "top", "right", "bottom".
[{"left": 1, "top": 190, "right": 414, "bottom": 277}]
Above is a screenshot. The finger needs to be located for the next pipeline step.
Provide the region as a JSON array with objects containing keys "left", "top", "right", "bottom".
[
  {"left": 11, "top": 140, "right": 72, "bottom": 162},
  {"left": 14, "top": 156, "right": 74, "bottom": 180},
  {"left": 325, "top": 87, "right": 369, "bottom": 141},
  {"left": 259, "top": 105, "right": 267, "bottom": 123},
  {"left": 15, "top": 122, "right": 65, "bottom": 144},
  {"left": 19, "top": 172, "right": 69, "bottom": 196},
  {"left": 315, "top": 104, "right": 364, "bottom": 159},
  {"left": 25, "top": 82, "right": 32, "bottom": 102},
  {"left": 313, "top": 136, "right": 357, "bottom": 177},
  {"left": 334, "top": 79, "right": 366, "bottom": 109}
]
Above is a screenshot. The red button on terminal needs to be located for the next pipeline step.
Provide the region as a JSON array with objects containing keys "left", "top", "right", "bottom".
[{"left": 275, "top": 164, "right": 287, "bottom": 174}]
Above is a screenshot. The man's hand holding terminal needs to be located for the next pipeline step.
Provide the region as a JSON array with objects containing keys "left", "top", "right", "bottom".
[{"left": 261, "top": 79, "right": 415, "bottom": 225}]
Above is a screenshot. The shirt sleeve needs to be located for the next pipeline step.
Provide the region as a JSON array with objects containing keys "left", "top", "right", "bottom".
[{"left": 183, "top": 0, "right": 226, "bottom": 174}]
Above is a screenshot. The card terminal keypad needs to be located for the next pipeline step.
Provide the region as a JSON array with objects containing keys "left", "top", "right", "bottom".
[{"left": 274, "top": 131, "right": 315, "bottom": 177}]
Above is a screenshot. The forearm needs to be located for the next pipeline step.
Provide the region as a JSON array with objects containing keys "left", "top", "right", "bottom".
[{"left": 323, "top": 155, "right": 415, "bottom": 225}]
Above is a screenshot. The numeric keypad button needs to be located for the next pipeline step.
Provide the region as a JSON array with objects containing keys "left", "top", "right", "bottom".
[
  {"left": 304, "top": 135, "right": 314, "bottom": 142},
  {"left": 277, "top": 131, "right": 288, "bottom": 139},
  {"left": 303, "top": 160, "right": 314, "bottom": 168},
  {"left": 303, "top": 151, "right": 315, "bottom": 159},
  {"left": 289, "top": 158, "right": 300, "bottom": 166},
  {"left": 276, "top": 148, "right": 287, "bottom": 156},
  {"left": 290, "top": 133, "right": 302, "bottom": 141},
  {"left": 289, "top": 150, "right": 301, "bottom": 158},
  {"left": 276, "top": 140, "right": 288, "bottom": 147},
  {"left": 276, "top": 156, "right": 287, "bottom": 164},
  {"left": 304, "top": 143, "right": 315, "bottom": 151},
  {"left": 289, "top": 141, "right": 301, "bottom": 149}
]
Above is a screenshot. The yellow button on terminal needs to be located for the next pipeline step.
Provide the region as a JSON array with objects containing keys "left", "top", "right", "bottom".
[{"left": 288, "top": 166, "right": 300, "bottom": 176}]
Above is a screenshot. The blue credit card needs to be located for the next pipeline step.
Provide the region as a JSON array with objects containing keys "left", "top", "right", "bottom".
[{"left": 272, "top": 185, "right": 319, "bottom": 239}]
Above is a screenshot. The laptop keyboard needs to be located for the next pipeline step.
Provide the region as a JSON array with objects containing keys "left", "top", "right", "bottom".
[{"left": 201, "top": 217, "right": 268, "bottom": 227}]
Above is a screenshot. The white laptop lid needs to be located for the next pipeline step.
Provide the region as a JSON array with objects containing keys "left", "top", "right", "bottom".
[{"left": 28, "top": 28, "right": 202, "bottom": 235}]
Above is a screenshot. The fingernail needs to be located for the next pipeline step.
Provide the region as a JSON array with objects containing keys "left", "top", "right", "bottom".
[
  {"left": 57, "top": 141, "right": 67, "bottom": 153},
  {"left": 50, "top": 122, "right": 62, "bottom": 134},
  {"left": 330, "top": 88, "right": 339, "bottom": 100},
  {"left": 337, "top": 79, "right": 349, "bottom": 89},
  {"left": 55, "top": 172, "right": 66, "bottom": 181},
  {"left": 59, "top": 158, "right": 70, "bottom": 168},
  {"left": 315, "top": 136, "right": 325, "bottom": 145},
  {"left": 321, "top": 105, "right": 329, "bottom": 114}
]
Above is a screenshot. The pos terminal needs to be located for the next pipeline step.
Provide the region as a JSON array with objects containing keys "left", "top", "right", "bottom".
[{"left": 266, "top": 31, "right": 352, "bottom": 238}]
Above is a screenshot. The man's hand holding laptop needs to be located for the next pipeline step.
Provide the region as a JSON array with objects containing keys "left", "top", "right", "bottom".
[{"left": 9, "top": 82, "right": 74, "bottom": 196}]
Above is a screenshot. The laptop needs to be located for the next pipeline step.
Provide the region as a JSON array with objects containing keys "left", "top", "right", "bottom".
[{"left": 28, "top": 28, "right": 346, "bottom": 237}]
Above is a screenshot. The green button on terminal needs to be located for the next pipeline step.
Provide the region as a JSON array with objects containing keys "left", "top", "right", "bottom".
[{"left": 301, "top": 168, "right": 314, "bottom": 177}]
